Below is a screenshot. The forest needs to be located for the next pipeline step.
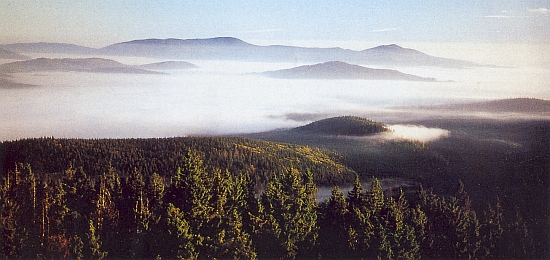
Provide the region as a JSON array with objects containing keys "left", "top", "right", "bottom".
[{"left": 0, "top": 118, "right": 548, "bottom": 259}]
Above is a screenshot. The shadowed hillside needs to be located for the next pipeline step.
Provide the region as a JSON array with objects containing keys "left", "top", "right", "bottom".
[
  {"left": 0, "top": 58, "right": 161, "bottom": 74},
  {"left": 261, "top": 61, "right": 437, "bottom": 81},
  {"left": 430, "top": 98, "right": 550, "bottom": 114},
  {"left": 0, "top": 42, "right": 96, "bottom": 54},
  {"left": 0, "top": 78, "right": 36, "bottom": 88},
  {"left": 291, "top": 116, "right": 389, "bottom": 136},
  {"left": 0, "top": 48, "right": 29, "bottom": 60}
]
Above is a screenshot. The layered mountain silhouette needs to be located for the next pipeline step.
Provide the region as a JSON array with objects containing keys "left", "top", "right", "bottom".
[
  {"left": 2, "top": 37, "right": 482, "bottom": 68},
  {"left": 0, "top": 78, "right": 36, "bottom": 88},
  {"left": 261, "top": 61, "right": 437, "bottom": 81},
  {"left": 0, "top": 48, "right": 29, "bottom": 60},
  {"left": 0, "top": 42, "right": 95, "bottom": 55},
  {"left": 138, "top": 61, "right": 198, "bottom": 70},
  {"left": 0, "top": 58, "right": 161, "bottom": 74},
  {"left": 97, "top": 37, "right": 479, "bottom": 68},
  {"left": 425, "top": 98, "right": 550, "bottom": 114}
]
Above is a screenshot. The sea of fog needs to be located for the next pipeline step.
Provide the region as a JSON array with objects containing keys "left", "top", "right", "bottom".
[{"left": 1, "top": 55, "right": 549, "bottom": 141}]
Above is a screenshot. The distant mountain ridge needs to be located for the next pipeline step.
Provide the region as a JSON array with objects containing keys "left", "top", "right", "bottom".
[
  {"left": 0, "top": 58, "right": 161, "bottom": 74},
  {"left": 1, "top": 37, "right": 484, "bottom": 68},
  {"left": 0, "top": 48, "right": 29, "bottom": 60},
  {"left": 0, "top": 42, "right": 96, "bottom": 55},
  {"left": 427, "top": 98, "right": 550, "bottom": 114},
  {"left": 121, "top": 37, "right": 251, "bottom": 46},
  {"left": 97, "top": 37, "right": 480, "bottom": 68},
  {"left": 0, "top": 78, "right": 36, "bottom": 88},
  {"left": 138, "top": 61, "right": 198, "bottom": 70},
  {"left": 262, "top": 61, "right": 437, "bottom": 81}
]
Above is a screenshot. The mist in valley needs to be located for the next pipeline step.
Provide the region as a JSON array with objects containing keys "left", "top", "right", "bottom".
[{"left": 1, "top": 52, "right": 549, "bottom": 141}]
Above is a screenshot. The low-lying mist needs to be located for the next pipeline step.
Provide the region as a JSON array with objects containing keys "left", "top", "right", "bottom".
[
  {"left": 385, "top": 125, "right": 450, "bottom": 142},
  {"left": 1, "top": 56, "right": 549, "bottom": 141},
  {"left": 337, "top": 124, "right": 451, "bottom": 144}
]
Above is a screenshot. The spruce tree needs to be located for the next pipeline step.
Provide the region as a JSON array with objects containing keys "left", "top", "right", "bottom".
[
  {"left": 258, "top": 168, "right": 318, "bottom": 259},
  {"left": 317, "top": 186, "right": 351, "bottom": 258},
  {"left": 162, "top": 203, "right": 199, "bottom": 259}
]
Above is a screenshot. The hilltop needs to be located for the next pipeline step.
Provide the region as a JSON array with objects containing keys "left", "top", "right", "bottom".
[
  {"left": 291, "top": 116, "right": 389, "bottom": 136},
  {"left": 0, "top": 58, "right": 161, "bottom": 74},
  {"left": 0, "top": 48, "right": 29, "bottom": 60},
  {"left": 138, "top": 60, "right": 198, "bottom": 70},
  {"left": 261, "top": 61, "right": 437, "bottom": 81},
  {"left": 0, "top": 42, "right": 96, "bottom": 54}
]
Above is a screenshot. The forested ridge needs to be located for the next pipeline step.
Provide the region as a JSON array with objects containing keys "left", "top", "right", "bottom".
[
  {"left": 0, "top": 137, "right": 355, "bottom": 189},
  {"left": 0, "top": 134, "right": 547, "bottom": 259}
]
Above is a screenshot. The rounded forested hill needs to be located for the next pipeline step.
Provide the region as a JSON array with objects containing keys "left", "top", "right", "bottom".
[{"left": 292, "top": 116, "right": 389, "bottom": 136}]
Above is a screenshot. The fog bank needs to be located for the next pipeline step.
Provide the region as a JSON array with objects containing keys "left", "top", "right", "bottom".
[
  {"left": 1, "top": 57, "right": 549, "bottom": 141},
  {"left": 386, "top": 125, "right": 450, "bottom": 142}
]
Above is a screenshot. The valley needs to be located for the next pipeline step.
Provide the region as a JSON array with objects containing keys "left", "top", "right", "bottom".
[{"left": 0, "top": 36, "right": 548, "bottom": 259}]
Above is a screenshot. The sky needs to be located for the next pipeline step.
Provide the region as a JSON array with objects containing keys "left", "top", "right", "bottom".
[
  {"left": 1, "top": 0, "right": 549, "bottom": 67},
  {"left": 1, "top": 0, "right": 549, "bottom": 48}
]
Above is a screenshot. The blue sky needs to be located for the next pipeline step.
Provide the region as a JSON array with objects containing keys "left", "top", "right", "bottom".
[{"left": 1, "top": 0, "right": 548, "bottom": 47}]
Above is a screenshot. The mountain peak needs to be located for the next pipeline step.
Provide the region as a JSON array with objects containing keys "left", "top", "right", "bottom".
[
  {"left": 262, "top": 61, "right": 437, "bottom": 81},
  {"left": 381, "top": 44, "right": 403, "bottom": 49},
  {"left": 199, "top": 37, "right": 248, "bottom": 45},
  {"left": 368, "top": 44, "right": 409, "bottom": 52},
  {"left": 120, "top": 37, "right": 250, "bottom": 46}
]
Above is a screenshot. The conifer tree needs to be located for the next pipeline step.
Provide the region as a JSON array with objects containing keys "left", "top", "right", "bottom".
[
  {"left": 42, "top": 182, "right": 71, "bottom": 258},
  {"left": 83, "top": 220, "right": 107, "bottom": 259},
  {"left": 318, "top": 186, "right": 351, "bottom": 258},
  {"left": 0, "top": 169, "right": 19, "bottom": 258},
  {"left": 161, "top": 203, "right": 199, "bottom": 259},
  {"left": 479, "top": 199, "right": 503, "bottom": 258},
  {"left": 347, "top": 174, "right": 364, "bottom": 210},
  {"left": 258, "top": 168, "right": 318, "bottom": 259},
  {"left": 416, "top": 182, "right": 481, "bottom": 259},
  {"left": 14, "top": 164, "right": 41, "bottom": 259},
  {"left": 164, "top": 150, "right": 212, "bottom": 257}
]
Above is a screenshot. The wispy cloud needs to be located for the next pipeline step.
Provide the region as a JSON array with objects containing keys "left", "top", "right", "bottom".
[
  {"left": 528, "top": 8, "right": 549, "bottom": 15},
  {"left": 484, "top": 9, "right": 531, "bottom": 18},
  {"left": 371, "top": 27, "right": 401, "bottom": 33}
]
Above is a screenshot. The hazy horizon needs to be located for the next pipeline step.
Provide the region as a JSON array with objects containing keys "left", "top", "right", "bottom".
[{"left": 2, "top": 1, "right": 548, "bottom": 66}]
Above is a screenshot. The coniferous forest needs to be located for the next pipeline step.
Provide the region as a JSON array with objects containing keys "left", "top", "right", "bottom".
[{"left": 0, "top": 121, "right": 548, "bottom": 259}]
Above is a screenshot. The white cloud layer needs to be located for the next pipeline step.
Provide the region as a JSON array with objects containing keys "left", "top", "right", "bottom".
[
  {"left": 371, "top": 27, "right": 401, "bottom": 33},
  {"left": 528, "top": 8, "right": 549, "bottom": 14},
  {"left": 386, "top": 125, "right": 450, "bottom": 143}
]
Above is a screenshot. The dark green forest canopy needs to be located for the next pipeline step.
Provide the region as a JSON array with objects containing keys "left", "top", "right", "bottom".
[
  {"left": 291, "top": 116, "right": 389, "bottom": 136},
  {"left": 0, "top": 119, "right": 548, "bottom": 259},
  {"left": 0, "top": 136, "right": 356, "bottom": 187}
]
